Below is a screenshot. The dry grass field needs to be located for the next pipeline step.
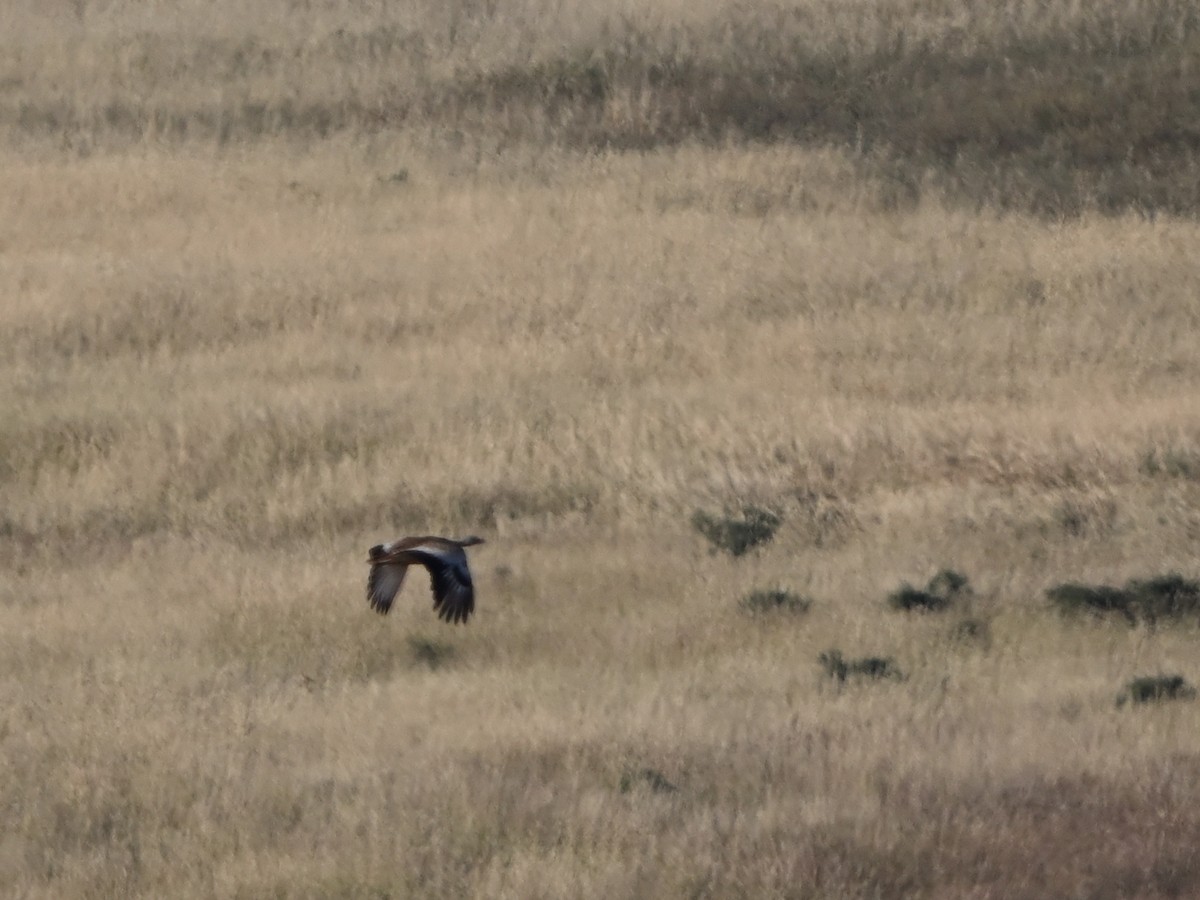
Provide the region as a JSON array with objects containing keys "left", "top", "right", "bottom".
[{"left": 4, "top": 1, "right": 1200, "bottom": 897}]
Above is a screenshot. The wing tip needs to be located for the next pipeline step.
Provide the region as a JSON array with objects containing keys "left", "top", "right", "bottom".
[
  {"left": 433, "top": 597, "right": 472, "bottom": 625},
  {"left": 369, "top": 597, "right": 392, "bottom": 615},
  {"left": 367, "top": 562, "right": 404, "bottom": 615},
  {"left": 367, "top": 584, "right": 393, "bottom": 614}
]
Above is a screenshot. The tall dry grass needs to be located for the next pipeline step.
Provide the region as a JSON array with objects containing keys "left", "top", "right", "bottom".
[
  {"left": 4, "top": 1, "right": 1200, "bottom": 897},
  {"left": 4, "top": 0, "right": 1199, "bottom": 213}
]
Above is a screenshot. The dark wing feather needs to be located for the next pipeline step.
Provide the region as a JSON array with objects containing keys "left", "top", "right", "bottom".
[
  {"left": 411, "top": 551, "right": 475, "bottom": 624},
  {"left": 367, "top": 563, "right": 407, "bottom": 614}
]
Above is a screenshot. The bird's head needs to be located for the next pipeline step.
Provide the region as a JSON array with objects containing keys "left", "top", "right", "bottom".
[{"left": 459, "top": 535, "right": 486, "bottom": 547}]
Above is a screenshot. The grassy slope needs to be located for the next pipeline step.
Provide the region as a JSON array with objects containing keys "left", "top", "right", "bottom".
[
  {"left": 4, "top": 1, "right": 1200, "bottom": 897},
  {"left": 4, "top": 0, "right": 1199, "bottom": 214}
]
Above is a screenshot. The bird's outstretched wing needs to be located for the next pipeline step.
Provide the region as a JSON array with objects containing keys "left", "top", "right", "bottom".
[
  {"left": 367, "top": 563, "right": 408, "bottom": 614},
  {"left": 427, "top": 553, "right": 475, "bottom": 624}
]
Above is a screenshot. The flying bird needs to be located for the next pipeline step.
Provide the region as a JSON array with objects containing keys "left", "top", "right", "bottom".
[{"left": 366, "top": 535, "right": 486, "bottom": 624}]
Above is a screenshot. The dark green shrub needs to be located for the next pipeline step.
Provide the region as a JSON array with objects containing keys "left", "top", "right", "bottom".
[
  {"left": 1127, "top": 574, "right": 1200, "bottom": 625},
  {"left": 739, "top": 589, "right": 812, "bottom": 616},
  {"left": 1048, "top": 574, "right": 1200, "bottom": 626},
  {"left": 1054, "top": 496, "right": 1119, "bottom": 538},
  {"left": 691, "top": 505, "right": 781, "bottom": 557},
  {"left": 1140, "top": 448, "right": 1200, "bottom": 480},
  {"left": 818, "top": 650, "right": 847, "bottom": 681},
  {"left": 1116, "top": 675, "right": 1196, "bottom": 707},
  {"left": 619, "top": 767, "right": 678, "bottom": 795},
  {"left": 888, "top": 585, "right": 948, "bottom": 612},
  {"left": 1046, "top": 583, "right": 1137, "bottom": 624},
  {"left": 407, "top": 636, "right": 455, "bottom": 670},
  {"left": 927, "top": 569, "right": 971, "bottom": 599},
  {"left": 819, "top": 649, "right": 903, "bottom": 683},
  {"left": 949, "top": 617, "right": 992, "bottom": 648},
  {"left": 888, "top": 569, "right": 971, "bottom": 612}
]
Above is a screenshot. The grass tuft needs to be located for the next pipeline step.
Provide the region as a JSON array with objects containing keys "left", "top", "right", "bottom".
[
  {"left": 819, "top": 650, "right": 904, "bottom": 684},
  {"left": 691, "top": 505, "right": 781, "bottom": 557},
  {"left": 1054, "top": 495, "right": 1119, "bottom": 538},
  {"left": 1047, "top": 574, "right": 1200, "bottom": 626},
  {"left": 1126, "top": 574, "right": 1200, "bottom": 624},
  {"left": 1047, "top": 583, "right": 1138, "bottom": 624},
  {"left": 407, "top": 636, "right": 455, "bottom": 670},
  {"left": 1140, "top": 447, "right": 1200, "bottom": 480},
  {"left": 619, "top": 766, "right": 679, "bottom": 795},
  {"left": 1116, "top": 675, "right": 1197, "bottom": 707},
  {"left": 949, "top": 617, "right": 992, "bottom": 649},
  {"left": 738, "top": 589, "right": 812, "bottom": 617},
  {"left": 888, "top": 569, "right": 972, "bottom": 612}
]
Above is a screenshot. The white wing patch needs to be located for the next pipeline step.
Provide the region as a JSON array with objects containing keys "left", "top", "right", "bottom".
[{"left": 407, "top": 541, "right": 460, "bottom": 563}]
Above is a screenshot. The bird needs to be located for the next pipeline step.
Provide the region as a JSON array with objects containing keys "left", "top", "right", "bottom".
[{"left": 366, "top": 535, "right": 486, "bottom": 624}]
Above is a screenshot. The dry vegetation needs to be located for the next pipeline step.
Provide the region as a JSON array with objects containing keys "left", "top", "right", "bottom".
[{"left": 4, "top": 0, "right": 1200, "bottom": 896}]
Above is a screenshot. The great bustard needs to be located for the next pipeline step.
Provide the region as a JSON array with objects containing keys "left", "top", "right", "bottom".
[{"left": 366, "top": 535, "right": 485, "bottom": 624}]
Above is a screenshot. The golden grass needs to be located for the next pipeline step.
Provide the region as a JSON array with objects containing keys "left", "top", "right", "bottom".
[
  {"left": 5, "top": 2, "right": 1200, "bottom": 897},
  {"left": 7, "top": 0, "right": 1200, "bottom": 214}
]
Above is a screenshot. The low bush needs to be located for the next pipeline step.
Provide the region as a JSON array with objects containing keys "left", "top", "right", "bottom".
[
  {"left": 888, "top": 569, "right": 972, "bottom": 612},
  {"left": 1046, "top": 583, "right": 1137, "bottom": 624},
  {"left": 1140, "top": 447, "right": 1200, "bottom": 481},
  {"left": 691, "top": 505, "right": 781, "bottom": 557},
  {"left": 619, "top": 767, "right": 679, "bottom": 795},
  {"left": 407, "top": 636, "right": 455, "bottom": 670},
  {"left": 949, "top": 617, "right": 992, "bottom": 648},
  {"left": 739, "top": 589, "right": 812, "bottom": 616},
  {"left": 1116, "top": 675, "right": 1197, "bottom": 707},
  {"left": 1048, "top": 573, "right": 1200, "bottom": 626},
  {"left": 819, "top": 650, "right": 903, "bottom": 684},
  {"left": 1127, "top": 574, "right": 1200, "bottom": 625}
]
